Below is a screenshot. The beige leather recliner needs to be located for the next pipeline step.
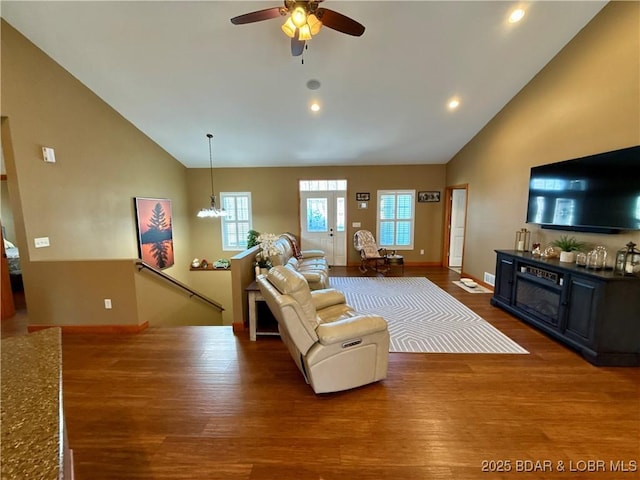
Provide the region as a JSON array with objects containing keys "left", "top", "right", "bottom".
[
  {"left": 269, "top": 234, "right": 330, "bottom": 290},
  {"left": 257, "top": 266, "right": 390, "bottom": 394}
]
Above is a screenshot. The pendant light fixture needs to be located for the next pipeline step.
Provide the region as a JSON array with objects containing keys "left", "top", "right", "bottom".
[{"left": 197, "top": 133, "right": 227, "bottom": 218}]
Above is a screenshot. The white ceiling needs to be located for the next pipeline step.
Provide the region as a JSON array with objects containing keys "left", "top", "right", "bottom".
[{"left": 1, "top": 1, "right": 607, "bottom": 168}]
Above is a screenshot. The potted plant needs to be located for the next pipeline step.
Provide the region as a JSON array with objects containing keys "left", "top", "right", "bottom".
[
  {"left": 551, "top": 235, "right": 586, "bottom": 263},
  {"left": 247, "top": 230, "right": 261, "bottom": 248}
]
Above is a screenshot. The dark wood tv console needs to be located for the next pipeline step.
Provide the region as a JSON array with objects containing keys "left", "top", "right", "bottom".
[{"left": 491, "top": 250, "right": 640, "bottom": 366}]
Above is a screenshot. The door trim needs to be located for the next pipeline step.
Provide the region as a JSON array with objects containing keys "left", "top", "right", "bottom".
[
  {"left": 442, "top": 184, "right": 469, "bottom": 270},
  {"left": 299, "top": 190, "right": 347, "bottom": 266}
]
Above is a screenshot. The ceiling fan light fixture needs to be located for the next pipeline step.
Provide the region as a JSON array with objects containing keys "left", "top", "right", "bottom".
[
  {"left": 298, "top": 23, "right": 312, "bottom": 41},
  {"left": 281, "top": 17, "right": 296, "bottom": 38},
  {"left": 307, "top": 14, "right": 322, "bottom": 35},
  {"left": 197, "top": 133, "right": 227, "bottom": 219},
  {"left": 231, "top": 3, "right": 365, "bottom": 55},
  {"left": 291, "top": 6, "right": 307, "bottom": 28}
]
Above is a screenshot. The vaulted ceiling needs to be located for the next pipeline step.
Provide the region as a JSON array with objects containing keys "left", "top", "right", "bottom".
[{"left": 1, "top": 1, "right": 607, "bottom": 167}]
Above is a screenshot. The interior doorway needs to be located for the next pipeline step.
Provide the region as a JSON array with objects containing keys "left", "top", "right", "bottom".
[
  {"left": 1, "top": 221, "right": 16, "bottom": 319},
  {"left": 1, "top": 118, "right": 26, "bottom": 319},
  {"left": 443, "top": 185, "right": 468, "bottom": 273}
]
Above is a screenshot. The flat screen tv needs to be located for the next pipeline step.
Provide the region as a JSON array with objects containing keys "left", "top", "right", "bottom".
[{"left": 526, "top": 145, "right": 640, "bottom": 233}]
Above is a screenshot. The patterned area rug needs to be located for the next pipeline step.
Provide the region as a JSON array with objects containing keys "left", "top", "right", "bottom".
[{"left": 330, "top": 277, "right": 528, "bottom": 354}]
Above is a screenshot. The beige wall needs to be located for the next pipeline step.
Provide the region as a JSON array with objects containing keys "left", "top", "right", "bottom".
[
  {"left": 3, "top": 2, "right": 639, "bottom": 327},
  {"left": 1, "top": 21, "right": 190, "bottom": 269},
  {"left": 185, "top": 164, "right": 446, "bottom": 325},
  {"left": 1, "top": 21, "right": 196, "bottom": 325},
  {"left": 187, "top": 164, "right": 446, "bottom": 267},
  {"left": 446, "top": 1, "right": 640, "bottom": 282},
  {"left": 1, "top": 20, "right": 448, "bottom": 329},
  {"left": 25, "top": 260, "right": 140, "bottom": 327},
  {"left": 135, "top": 267, "right": 224, "bottom": 327}
]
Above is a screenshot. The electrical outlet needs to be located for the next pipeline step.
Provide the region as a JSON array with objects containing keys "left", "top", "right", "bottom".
[
  {"left": 34, "top": 237, "right": 50, "bottom": 248},
  {"left": 420, "top": 249, "right": 424, "bottom": 255},
  {"left": 104, "top": 299, "right": 112, "bottom": 309}
]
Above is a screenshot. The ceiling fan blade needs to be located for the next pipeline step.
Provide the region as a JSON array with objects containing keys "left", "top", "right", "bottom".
[
  {"left": 230, "top": 7, "right": 284, "bottom": 25},
  {"left": 316, "top": 8, "right": 365, "bottom": 36},
  {"left": 291, "top": 37, "right": 305, "bottom": 56}
]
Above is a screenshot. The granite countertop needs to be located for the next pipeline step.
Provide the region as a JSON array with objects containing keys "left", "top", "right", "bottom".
[{"left": 1, "top": 328, "right": 64, "bottom": 480}]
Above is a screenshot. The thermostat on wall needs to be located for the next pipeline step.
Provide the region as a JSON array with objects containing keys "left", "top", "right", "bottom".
[{"left": 42, "top": 147, "right": 56, "bottom": 163}]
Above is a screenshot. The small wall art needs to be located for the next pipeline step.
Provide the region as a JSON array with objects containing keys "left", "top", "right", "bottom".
[
  {"left": 356, "top": 192, "right": 370, "bottom": 202},
  {"left": 418, "top": 191, "right": 441, "bottom": 203},
  {"left": 134, "top": 197, "right": 174, "bottom": 269}
]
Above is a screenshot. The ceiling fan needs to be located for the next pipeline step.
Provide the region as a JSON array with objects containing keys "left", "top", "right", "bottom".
[{"left": 230, "top": 0, "right": 365, "bottom": 57}]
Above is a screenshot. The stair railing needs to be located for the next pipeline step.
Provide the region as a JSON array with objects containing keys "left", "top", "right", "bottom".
[{"left": 135, "top": 260, "right": 224, "bottom": 312}]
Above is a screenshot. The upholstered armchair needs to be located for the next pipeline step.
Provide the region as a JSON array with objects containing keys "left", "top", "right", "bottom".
[{"left": 257, "top": 266, "right": 389, "bottom": 394}]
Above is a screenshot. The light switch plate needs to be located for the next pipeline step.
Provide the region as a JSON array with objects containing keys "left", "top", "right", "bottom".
[
  {"left": 42, "top": 147, "right": 56, "bottom": 163},
  {"left": 34, "top": 237, "right": 50, "bottom": 248}
]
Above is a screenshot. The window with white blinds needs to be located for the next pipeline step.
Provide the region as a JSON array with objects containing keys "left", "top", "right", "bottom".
[
  {"left": 377, "top": 190, "right": 415, "bottom": 249},
  {"left": 220, "top": 192, "right": 252, "bottom": 251}
]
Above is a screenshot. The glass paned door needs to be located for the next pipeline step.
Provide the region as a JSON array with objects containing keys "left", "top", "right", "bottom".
[{"left": 300, "top": 191, "right": 346, "bottom": 265}]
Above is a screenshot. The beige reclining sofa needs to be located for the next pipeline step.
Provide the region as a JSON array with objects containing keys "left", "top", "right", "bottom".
[
  {"left": 269, "top": 233, "right": 330, "bottom": 290},
  {"left": 257, "top": 266, "right": 389, "bottom": 394}
]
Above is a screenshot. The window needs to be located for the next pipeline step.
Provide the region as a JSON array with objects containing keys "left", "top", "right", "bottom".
[
  {"left": 377, "top": 190, "right": 415, "bottom": 250},
  {"left": 220, "top": 192, "right": 252, "bottom": 251},
  {"left": 299, "top": 179, "right": 347, "bottom": 191}
]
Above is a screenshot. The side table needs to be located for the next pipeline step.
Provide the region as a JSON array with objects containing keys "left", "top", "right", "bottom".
[
  {"left": 386, "top": 255, "right": 404, "bottom": 275},
  {"left": 246, "top": 281, "right": 279, "bottom": 341}
]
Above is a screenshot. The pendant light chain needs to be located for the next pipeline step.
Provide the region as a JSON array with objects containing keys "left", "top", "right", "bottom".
[{"left": 197, "top": 132, "right": 227, "bottom": 217}]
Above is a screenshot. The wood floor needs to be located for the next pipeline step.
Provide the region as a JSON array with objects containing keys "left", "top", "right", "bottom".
[{"left": 34, "top": 268, "right": 640, "bottom": 478}]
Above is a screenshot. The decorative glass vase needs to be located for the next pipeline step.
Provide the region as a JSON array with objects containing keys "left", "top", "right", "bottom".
[{"left": 586, "top": 246, "right": 607, "bottom": 270}]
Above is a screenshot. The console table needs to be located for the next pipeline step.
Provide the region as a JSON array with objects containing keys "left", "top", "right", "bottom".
[{"left": 491, "top": 250, "right": 640, "bottom": 366}]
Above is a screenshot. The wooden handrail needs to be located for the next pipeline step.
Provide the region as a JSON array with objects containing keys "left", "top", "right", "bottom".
[{"left": 135, "top": 260, "right": 224, "bottom": 312}]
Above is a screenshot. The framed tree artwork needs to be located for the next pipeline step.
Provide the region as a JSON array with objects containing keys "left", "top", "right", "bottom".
[{"left": 134, "top": 197, "right": 174, "bottom": 269}]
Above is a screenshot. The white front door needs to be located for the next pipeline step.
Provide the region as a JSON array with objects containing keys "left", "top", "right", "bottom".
[
  {"left": 300, "top": 191, "right": 346, "bottom": 266},
  {"left": 449, "top": 188, "right": 467, "bottom": 267}
]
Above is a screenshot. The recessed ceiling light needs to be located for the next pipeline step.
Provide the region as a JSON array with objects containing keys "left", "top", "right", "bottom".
[
  {"left": 448, "top": 98, "right": 460, "bottom": 110},
  {"left": 310, "top": 102, "right": 320, "bottom": 112},
  {"left": 509, "top": 8, "right": 526, "bottom": 23}
]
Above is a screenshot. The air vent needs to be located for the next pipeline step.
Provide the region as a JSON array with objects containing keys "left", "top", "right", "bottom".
[{"left": 484, "top": 272, "right": 496, "bottom": 286}]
